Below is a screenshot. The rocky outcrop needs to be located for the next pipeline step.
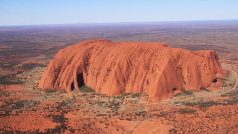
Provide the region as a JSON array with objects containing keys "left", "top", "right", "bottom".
[{"left": 39, "top": 39, "right": 223, "bottom": 101}]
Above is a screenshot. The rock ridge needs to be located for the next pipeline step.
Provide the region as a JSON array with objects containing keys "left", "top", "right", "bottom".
[{"left": 39, "top": 39, "right": 223, "bottom": 101}]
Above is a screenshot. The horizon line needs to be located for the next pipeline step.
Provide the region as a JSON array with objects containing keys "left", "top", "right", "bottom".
[{"left": 1, "top": 19, "right": 238, "bottom": 27}]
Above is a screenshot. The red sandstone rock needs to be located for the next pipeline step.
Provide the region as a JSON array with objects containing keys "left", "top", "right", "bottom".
[{"left": 39, "top": 39, "right": 223, "bottom": 101}]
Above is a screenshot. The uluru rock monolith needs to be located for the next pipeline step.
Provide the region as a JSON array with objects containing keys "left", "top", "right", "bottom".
[{"left": 39, "top": 39, "right": 223, "bottom": 101}]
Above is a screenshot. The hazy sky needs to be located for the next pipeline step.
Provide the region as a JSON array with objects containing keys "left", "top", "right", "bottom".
[{"left": 0, "top": 0, "right": 237, "bottom": 26}]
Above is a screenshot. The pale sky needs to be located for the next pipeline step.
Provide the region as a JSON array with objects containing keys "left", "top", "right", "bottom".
[{"left": 0, "top": 0, "right": 237, "bottom": 26}]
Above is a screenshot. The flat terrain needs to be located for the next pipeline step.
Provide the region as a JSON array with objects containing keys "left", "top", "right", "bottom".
[{"left": 1, "top": 21, "right": 238, "bottom": 133}]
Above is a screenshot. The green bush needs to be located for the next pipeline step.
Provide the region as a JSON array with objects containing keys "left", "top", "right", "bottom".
[
  {"left": 181, "top": 101, "right": 219, "bottom": 107},
  {"left": 79, "top": 86, "right": 95, "bottom": 92},
  {"left": 177, "top": 108, "right": 196, "bottom": 114},
  {"left": 45, "top": 89, "right": 57, "bottom": 93},
  {"left": 21, "top": 63, "right": 45, "bottom": 70},
  {"left": 201, "top": 88, "right": 210, "bottom": 92},
  {"left": 0, "top": 75, "right": 23, "bottom": 85},
  {"left": 174, "top": 90, "right": 193, "bottom": 97},
  {"left": 131, "top": 93, "right": 141, "bottom": 98}
]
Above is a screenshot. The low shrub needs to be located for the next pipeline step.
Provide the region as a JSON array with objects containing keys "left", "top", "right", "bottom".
[
  {"left": 79, "top": 86, "right": 95, "bottom": 92},
  {"left": 174, "top": 90, "right": 193, "bottom": 97}
]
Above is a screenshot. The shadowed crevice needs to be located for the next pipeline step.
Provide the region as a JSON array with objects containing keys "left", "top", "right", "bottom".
[
  {"left": 77, "top": 73, "right": 85, "bottom": 88},
  {"left": 71, "top": 73, "right": 85, "bottom": 91}
]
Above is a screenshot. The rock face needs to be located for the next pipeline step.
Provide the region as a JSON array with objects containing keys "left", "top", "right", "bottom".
[{"left": 39, "top": 39, "right": 223, "bottom": 101}]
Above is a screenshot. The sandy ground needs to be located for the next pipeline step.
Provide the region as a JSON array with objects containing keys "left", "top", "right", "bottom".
[{"left": 0, "top": 59, "right": 238, "bottom": 134}]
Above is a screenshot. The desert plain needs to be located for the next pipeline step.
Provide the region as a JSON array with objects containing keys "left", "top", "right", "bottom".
[{"left": 1, "top": 21, "right": 238, "bottom": 133}]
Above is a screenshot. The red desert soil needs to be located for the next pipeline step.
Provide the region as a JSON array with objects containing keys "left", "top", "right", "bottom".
[
  {"left": 1, "top": 40, "right": 238, "bottom": 133},
  {"left": 39, "top": 39, "right": 223, "bottom": 101}
]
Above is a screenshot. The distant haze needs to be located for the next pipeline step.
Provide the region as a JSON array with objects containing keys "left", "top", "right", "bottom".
[{"left": 0, "top": 0, "right": 238, "bottom": 26}]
